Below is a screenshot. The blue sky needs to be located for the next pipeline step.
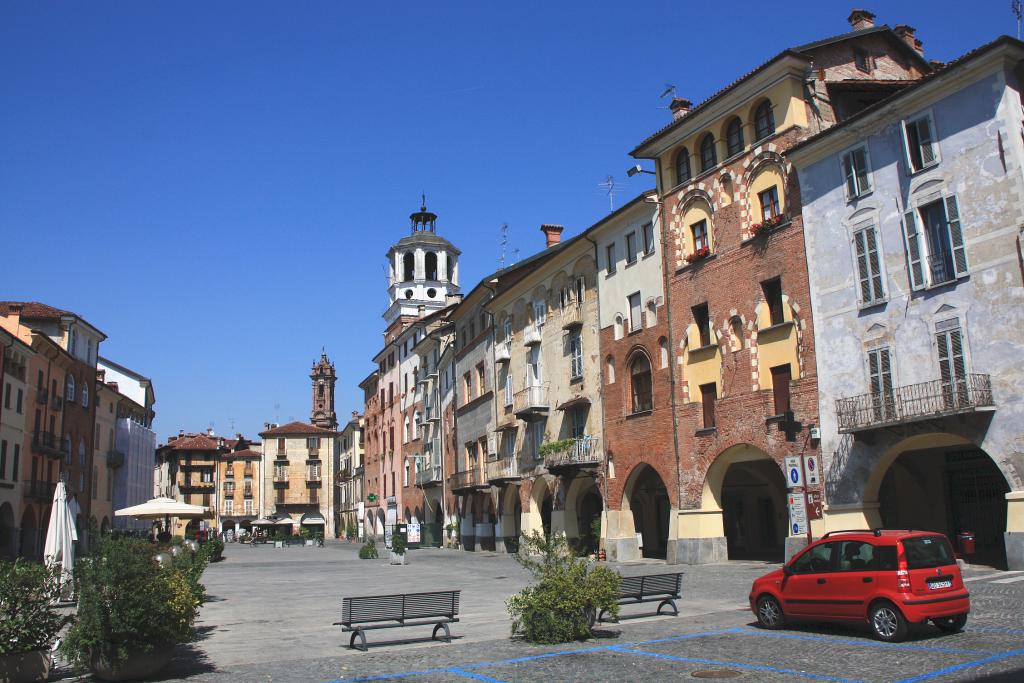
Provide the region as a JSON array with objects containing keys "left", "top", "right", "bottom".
[{"left": 1, "top": 1, "right": 1013, "bottom": 442}]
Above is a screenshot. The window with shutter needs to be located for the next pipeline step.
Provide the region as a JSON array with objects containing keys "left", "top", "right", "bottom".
[
  {"left": 904, "top": 114, "right": 938, "bottom": 172},
  {"left": 842, "top": 147, "right": 871, "bottom": 199},
  {"left": 626, "top": 232, "right": 638, "bottom": 263},
  {"left": 569, "top": 332, "right": 583, "bottom": 380},
  {"left": 944, "top": 195, "right": 968, "bottom": 276},
  {"left": 854, "top": 226, "right": 885, "bottom": 304},
  {"left": 628, "top": 292, "right": 643, "bottom": 332},
  {"left": 675, "top": 148, "right": 692, "bottom": 185},
  {"left": 936, "top": 320, "right": 967, "bottom": 409},
  {"left": 606, "top": 243, "right": 616, "bottom": 274},
  {"left": 901, "top": 209, "right": 926, "bottom": 290},
  {"left": 867, "top": 347, "right": 894, "bottom": 422}
]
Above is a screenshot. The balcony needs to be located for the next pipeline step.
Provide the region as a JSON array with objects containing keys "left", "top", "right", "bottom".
[
  {"left": 23, "top": 480, "right": 56, "bottom": 501},
  {"left": 243, "top": 486, "right": 254, "bottom": 498},
  {"left": 836, "top": 374, "right": 995, "bottom": 434},
  {"left": 180, "top": 479, "right": 215, "bottom": 491},
  {"left": 31, "top": 431, "right": 61, "bottom": 457},
  {"left": 35, "top": 388, "right": 48, "bottom": 405},
  {"left": 543, "top": 436, "right": 602, "bottom": 472},
  {"left": 523, "top": 324, "right": 542, "bottom": 346},
  {"left": 337, "top": 467, "right": 352, "bottom": 482},
  {"left": 415, "top": 463, "right": 443, "bottom": 487},
  {"left": 106, "top": 449, "right": 125, "bottom": 468},
  {"left": 51, "top": 395, "right": 63, "bottom": 411},
  {"left": 449, "top": 467, "right": 489, "bottom": 492},
  {"left": 486, "top": 457, "right": 522, "bottom": 483},
  {"left": 308, "top": 447, "right": 319, "bottom": 458},
  {"left": 223, "top": 486, "right": 236, "bottom": 497},
  {"left": 494, "top": 340, "right": 511, "bottom": 363},
  {"left": 273, "top": 472, "right": 289, "bottom": 486},
  {"left": 424, "top": 404, "right": 440, "bottom": 423},
  {"left": 306, "top": 473, "right": 322, "bottom": 487},
  {"left": 514, "top": 384, "right": 550, "bottom": 420},
  {"left": 560, "top": 304, "right": 583, "bottom": 330}
]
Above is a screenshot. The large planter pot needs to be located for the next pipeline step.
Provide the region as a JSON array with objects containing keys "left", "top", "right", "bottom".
[
  {"left": 89, "top": 644, "right": 173, "bottom": 682},
  {"left": 0, "top": 650, "right": 52, "bottom": 683},
  {"left": 389, "top": 551, "right": 407, "bottom": 565}
]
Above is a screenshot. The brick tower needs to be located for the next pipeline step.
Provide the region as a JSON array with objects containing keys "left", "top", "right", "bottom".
[{"left": 310, "top": 351, "right": 338, "bottom": 430}]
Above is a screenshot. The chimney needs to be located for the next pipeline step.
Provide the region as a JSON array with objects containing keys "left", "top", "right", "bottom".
[
  {"left": 847, "top": 9, "right": 876, "bottom": 31},
  {"left": 540, "top": 224, "right": 564, "bottom": 248},
  {"left": 669, "top": 98, "right": 692, "bottom": 121},
  {"left": 417, "top": 304, "right": 425, "bottom": 318},
  {"left": 893, "top": 25, "right": 923, "bottom": 56},
  {"left": 206, "top": 427, "right": 214, "bottom": 436},
  {"left": 179, "top": 429, "right": 185, "bottom": 437}
]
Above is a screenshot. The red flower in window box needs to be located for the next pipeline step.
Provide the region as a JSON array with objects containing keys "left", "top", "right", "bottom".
[
  {"left": 749, "top": 214, "right": 786, "bottom": 237},
  {"left": 685, "top": 246, "right": 711, "bottom": 263}
]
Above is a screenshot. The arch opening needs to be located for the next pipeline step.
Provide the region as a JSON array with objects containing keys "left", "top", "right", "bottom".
[
  {"left": 625, "top": 465, "right": 670, "bottom": 559},
  {"left": 720, "top": 458, "right": 787, "bottom": 561}
]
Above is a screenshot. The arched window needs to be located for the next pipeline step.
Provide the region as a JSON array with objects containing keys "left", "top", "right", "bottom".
[
  {"left": 630, "top": 353, "right": 653, "bottom": 413},
  {"left": 726, "top": 117, "right": 744, "bottom": 156},
  {"left": 425, "top": 252, "right": 438, "bottom": 280},
  {"left": 82, "top": 385, "right": 89, "bottom": 408},
  {"left": 659, "top": 337, "right": 669, "bottom": 368},
  {"left": 675, "top": 148, "right": 691, "bottom": 185},
  {"left": 606, "top": 355, "right": 615, "bottom": 384},
  {"left": 402, "top": 252, "right": 415, "bottom": 281},
  {"left": 614, "top": 315, "right": 624, "bottom": 340},
  {"left": 700, "top": 134, "right": 717, "bottom": 172},
  {"left": 729, "top": 318, "right": 744, "bottom": 352},
  {"left": 754, "top": 100, "right": 775, "bottom": 141},
  {"left": 646, "top": 299, "right": 657, "bottom": 327},
  {"left": 79, "top": 438, "right": 87, "bottom": 466},
  {"left": 66, "top": 375, "right": 76, "bottom": 402}
]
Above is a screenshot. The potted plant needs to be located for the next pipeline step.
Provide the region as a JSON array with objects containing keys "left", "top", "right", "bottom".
[
  {"left": 60, "top": 535, "right": 201, "bottom": 681},
  {"left": 390, "top": 533, "right": 407, "bottom": 565},
  {"left": 358, "top": 539, "right": 378, "bottom": 560},
  {"left": 0, "top": 560, "right": 71, "bottom": 683},
  {"left": 205, "top": 538, "right": 225, "bottom": 562},
  {"left": 749, "top": 213, "right": 785, "bottom": 237},
  {"left": 685, "top": 246, "right": 711, "bottom": 263}
]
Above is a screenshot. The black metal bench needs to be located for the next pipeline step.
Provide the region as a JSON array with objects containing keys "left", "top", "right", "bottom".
[
  {"left": 334, "top": 590, "right": 460, "bottom": 651},
  {"left": 599, "top": 572, "right": 683, "bottom": 622}
]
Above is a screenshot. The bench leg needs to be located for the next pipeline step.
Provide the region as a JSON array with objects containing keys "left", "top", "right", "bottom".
[
  {"left": 432, "top": 622, "right": 451, "bottom": 644},
  {"left": 656, "top": 598, "right": 679, "bottom": 617},
  {"left": 349, "top": 629, "right": 368, "bottom": 652}
]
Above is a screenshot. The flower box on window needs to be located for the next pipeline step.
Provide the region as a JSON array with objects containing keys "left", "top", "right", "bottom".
[
  {"left": 749, "top": 214, "right": 786, "bottom": 237},
  {"left": 685, "top": 246, "right": 711, "bottom": 263}
]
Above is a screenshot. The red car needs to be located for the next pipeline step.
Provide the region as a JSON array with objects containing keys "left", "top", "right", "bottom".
[{"left": 749, "top": 530, "right": 970, "bottom": 642}]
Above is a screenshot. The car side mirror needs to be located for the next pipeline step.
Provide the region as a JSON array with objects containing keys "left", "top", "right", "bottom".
[{"left": 783, "top": 564, "right": 794, "bottom": 576}]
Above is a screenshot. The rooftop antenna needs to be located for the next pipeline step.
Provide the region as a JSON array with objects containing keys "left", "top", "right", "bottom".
[
  {"left": 511, "top": 247, "right": 520, "bottom": 265},
  {"left": 659, "top": 84, "right": 677, "bottom": 101},
  {"left": 499, "top": 223, "right": 509, "bottom": 269},
  {"left": 1014, "top": 0, "right": 1022, "bottom": 39},
  {"left": 228, "top": 417, "right": 236, "bottom": 433},
  {"left": 597, "top": 175, "right": 619, "bottom": 211}
]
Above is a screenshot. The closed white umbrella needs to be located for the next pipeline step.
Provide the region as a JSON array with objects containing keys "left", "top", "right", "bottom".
[{"left": 43, "top": 481, "right": 76, "bottom": 599}]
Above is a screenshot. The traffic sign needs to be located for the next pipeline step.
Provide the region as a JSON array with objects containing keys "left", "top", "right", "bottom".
[
  {"left": 805, "top": 455, "right": 820, "bottom": 486},
  {"left": 784, "top": 456, "right": 803, "bottom": 488},
  {"left": 807, "top": 492, "right": 823, "bottom": 521},
  {"left": 788, "top": 493, "right": 807, "bottom": 535}
]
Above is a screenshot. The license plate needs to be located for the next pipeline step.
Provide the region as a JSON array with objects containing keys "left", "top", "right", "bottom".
[{"left": 929, "top": 579, "right": 952, "bottom": 589}]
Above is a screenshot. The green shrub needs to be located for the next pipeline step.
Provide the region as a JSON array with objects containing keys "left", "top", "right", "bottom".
[
  {"left": 391, "top": 533, "right": 406, "bottom": 555},
  {"left": 299, "top": 527, "right": 313, "bottom": 540},
  {"left": 506, "top": 531, "right": 620, "bottom": 644},
  {"left": 358, "top": 540, "right": 378, "bottom": 559},
  {"left": 60, "top": 535, "right": 202, "bottom": 668},
  {"left": 204, "top": 538, "right": 225, "bottom": 561},
  {"left": 0, "top": 560, "right": 72, "bottom": 655}
]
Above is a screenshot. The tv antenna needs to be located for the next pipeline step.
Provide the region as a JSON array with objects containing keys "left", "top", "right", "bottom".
[
  {"left": 228, "top": 417, "right": 236, "bottom": 433},
  {"left": 597, "top": 175, "right": 620, "bottom": 211},
  {"left": 499, "top": 223, "right": 509, "bottom": 269},
  {"left": 659, "top": 84, "right": 677, "bottom": 100},
  {"left": 1014, "top": 0, "right": 1022, "bottom": 39}
]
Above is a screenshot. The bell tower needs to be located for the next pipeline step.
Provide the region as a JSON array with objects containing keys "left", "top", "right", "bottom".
[{"left": 310, "top": 351, "right": 338, "bottom": 430}]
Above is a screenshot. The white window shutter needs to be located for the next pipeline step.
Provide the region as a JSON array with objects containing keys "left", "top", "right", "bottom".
[
  {"left": 901, "top": 209, "right": 926, "bottom": 290},
  {"left": 843, "top": 153, "right": 856, "bottom": 200},
  {"left": 944, "top": 194, "right": 969, "bottom": 277}
]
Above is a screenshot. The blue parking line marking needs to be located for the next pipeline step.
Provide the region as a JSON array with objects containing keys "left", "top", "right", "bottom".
[
  {"left": 610, "top": 646, "right": 867, "bottom": 683},
  {"left": 735, "top": 627, "right": 993, "bottom": 655},
  {"left": 323, "top": 669, "right": 446, "bottom": 682},
  {"left": 449, "top": 669, "right": 508, "bottom": 682},
  {"left": 463, "top": 644, "right": 612, "bottom": 668},
  {"left": 631, "top": 627, "right": 747, "bottom": 645},
  {"left": 965, "top": 625, "right": 1024, "bottom": 636},
  {"left": 892, "top": 647, "right": 1024, "bottom": 683}
]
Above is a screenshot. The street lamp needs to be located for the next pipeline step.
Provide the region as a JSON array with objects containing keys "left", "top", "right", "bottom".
[{"left": 626, "top": 164, "right": 656, "bottom": 177}]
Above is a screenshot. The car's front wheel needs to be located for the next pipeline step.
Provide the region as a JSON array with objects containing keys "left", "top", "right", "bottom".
[
  {"left": 756, "top": 595, "right": 785, "bottom": 629},
  {"left": 932, "top": 613, "right": 968, "bottom": 633},
  {"left": 869, "top": 601, "right": 908, "bottom": 642}
]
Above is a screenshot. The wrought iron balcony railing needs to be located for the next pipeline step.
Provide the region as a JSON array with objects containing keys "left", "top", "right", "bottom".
[
  {"left": 486, "top": 457, "right": 522, "bottom": 483},
  {"left": 35, "top": 388, "right": 48, "bottom": 405},
  {"left": 448, "top": 466, "right": 487, "bottom": 491},
  {"left": 24, "top": 480, "right": 57, "bottom": 501},
  {"left": 106, "top": 449, "right": 125, "bottom": 468},
  {"left": 836, "top": 374, "right": 994, "bottom": 433},
  {"left": 543, "top": 435, "right": 602, "bottom": 469}
]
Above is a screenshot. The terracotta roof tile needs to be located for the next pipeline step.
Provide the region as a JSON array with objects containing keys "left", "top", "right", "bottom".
[
  {"left": 259, "top": 421, "right": 336, "bottom": 436},
  {"left": 225, "top": 448, "right": 262, "bottom": 459},
  {"left": 0, "top": 301, "right": 74, "bottom": 319},
  {"left": 164, "top": 434, "right": 223, "bottom": 451}
]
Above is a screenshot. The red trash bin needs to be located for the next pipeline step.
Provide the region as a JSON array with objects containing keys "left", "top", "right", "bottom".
[{"left": 957, "top": 531, "right": 976, "bottom": 556}]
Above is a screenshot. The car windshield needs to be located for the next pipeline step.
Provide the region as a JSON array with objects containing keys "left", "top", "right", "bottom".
[{"left": 902, "top": 535, "right": 954, "bottom": 569}]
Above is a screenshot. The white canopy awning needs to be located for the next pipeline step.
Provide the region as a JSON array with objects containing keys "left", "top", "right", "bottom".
[
  {"left": 115, "top": 497, "right": 207, "bottom": 519},
  {"left": 301, "top": 516, "right": 326, "bottom": 525},
  {"left": 275, "top": 517, "right": 296, "bottom": 525}
]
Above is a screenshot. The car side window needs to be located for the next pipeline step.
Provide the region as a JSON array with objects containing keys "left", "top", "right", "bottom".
[
  {"left": 837, "top": 541, "right": 874, "bottom": 571},
  {"left": 791, "top": 542, "right": 835, "bottom": 574},
  {"left": 874, "top": 545, "right": 897, "bottom": 571}
]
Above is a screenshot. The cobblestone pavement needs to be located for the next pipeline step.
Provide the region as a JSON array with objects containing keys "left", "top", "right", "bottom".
[{"left": 57, "top": 542, "right": 1024, "bottom": 682}]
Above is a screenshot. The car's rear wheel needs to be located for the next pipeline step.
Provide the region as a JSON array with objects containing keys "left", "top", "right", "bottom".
[
  {"left": 756, "top": 595, "right": 784, "bottom": 629},
  {"left": 869, "top": 601, "right": 908, "bottom": 642},
  {"left": 932, "top": 613, "right": 968, "bottom": 633}
]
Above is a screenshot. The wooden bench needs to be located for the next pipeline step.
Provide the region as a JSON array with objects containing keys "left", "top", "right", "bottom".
[
  {"left": 599, "top": 572, "right": 683, "bottom": 622},
  {"left": 334, "top": 590, "right": 460, "bottom": 651}
]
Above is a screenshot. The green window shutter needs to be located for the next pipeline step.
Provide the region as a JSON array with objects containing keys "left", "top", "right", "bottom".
[
  {"left": 917, "top": 118, "right": 936, "bottom": 166},
  {"left": 866, "top": 227, "right": 884, "bottom": 300},
  {"left": 944, "top": 194, "right": 968, "bottom": 276},
  {"left": 901, "top": 209, "right": 926, "bottom": 290},
  {"left": 854, "top": 230, "right": 871, "bottom": 303}
]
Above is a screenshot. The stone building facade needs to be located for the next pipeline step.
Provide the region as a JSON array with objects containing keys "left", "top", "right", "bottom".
[
  {"left": 789, "top": 36, "right": 1024, "bottom": 569},
  {"left": 260, "top": 421, "right": 336, "bottom": 537}
]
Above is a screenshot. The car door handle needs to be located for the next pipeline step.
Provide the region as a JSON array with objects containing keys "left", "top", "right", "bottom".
[
  {"left": 863, "top": 577, "right": 873, "bottom": 583},
  {"left": 817, "top": 578, "right": 827, "bottom": 584}
]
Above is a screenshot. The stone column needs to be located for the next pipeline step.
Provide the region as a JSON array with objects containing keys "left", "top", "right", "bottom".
[{"left": 1006, "top": 491, "right": 1024, "bottom": 570}]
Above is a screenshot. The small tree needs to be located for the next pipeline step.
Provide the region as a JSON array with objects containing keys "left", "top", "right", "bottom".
[
  {"left": 0, "top": 560, "right": 71, "bottom": 655},
  {"left": 506, "top": 531, "right": 620, "bottom": 644}
]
